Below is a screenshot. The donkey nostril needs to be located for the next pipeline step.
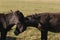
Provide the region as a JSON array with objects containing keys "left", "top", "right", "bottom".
[{"left": 14, "top": 31, "right": 19, "bottom": 35}]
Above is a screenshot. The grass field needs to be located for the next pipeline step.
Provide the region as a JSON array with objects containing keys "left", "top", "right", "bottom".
[{"left": 0, "top": 0, "right": 60, "bottom": 40}]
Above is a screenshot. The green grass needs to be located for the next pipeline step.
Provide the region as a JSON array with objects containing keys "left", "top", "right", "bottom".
[{"left": 0, "top": 0, "right": 60, "bottom": 40}]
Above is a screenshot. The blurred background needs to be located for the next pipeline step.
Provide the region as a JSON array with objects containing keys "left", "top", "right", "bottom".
[{"left": 0, "top": 0, "right": 60, "bottom": 40}]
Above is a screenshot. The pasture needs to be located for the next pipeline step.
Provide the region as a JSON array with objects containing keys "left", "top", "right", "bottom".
[{"left": 0, "top": 0, "right": 60, "bottom": 40}]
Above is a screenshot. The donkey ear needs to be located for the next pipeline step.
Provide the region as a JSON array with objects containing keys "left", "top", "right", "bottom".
[{"left": 15, "top": 10, "right": 22, "bottom": 13}]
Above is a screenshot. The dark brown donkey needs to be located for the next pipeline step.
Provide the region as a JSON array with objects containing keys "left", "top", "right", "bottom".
[
  {"left": 0, "top": 10, "right": 24, "bottom": 40},
  {"left": 14, "top": 12, "right": 60, "bottom": 40}
]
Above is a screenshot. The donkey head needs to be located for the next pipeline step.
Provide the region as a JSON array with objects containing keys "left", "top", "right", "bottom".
[{"left": 14, "top": 10, "right": 27, "bottom": 35}]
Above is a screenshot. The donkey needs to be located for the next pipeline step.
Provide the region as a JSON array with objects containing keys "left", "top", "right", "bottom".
[
  {"left": 0, "top": 10, "right": 24, "bottom": 40},
  {"left": 14, "top": 12, "right": 60, "bottom": 40}
]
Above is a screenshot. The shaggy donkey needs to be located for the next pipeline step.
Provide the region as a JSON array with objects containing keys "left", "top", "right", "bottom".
[
  {"left": 14, "top": 11, "right": 60, "bottom": 40},
  {"left": 0, "top": 10, "right": 24, "bottom": 40}
]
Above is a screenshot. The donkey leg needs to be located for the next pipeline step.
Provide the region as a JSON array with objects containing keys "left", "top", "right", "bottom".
[
  {"left": 1, "top": 31, "right": 7, "bottom": 40},
  {"left": 41, "top": 30, "right": 48, "bottom": 40}
]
